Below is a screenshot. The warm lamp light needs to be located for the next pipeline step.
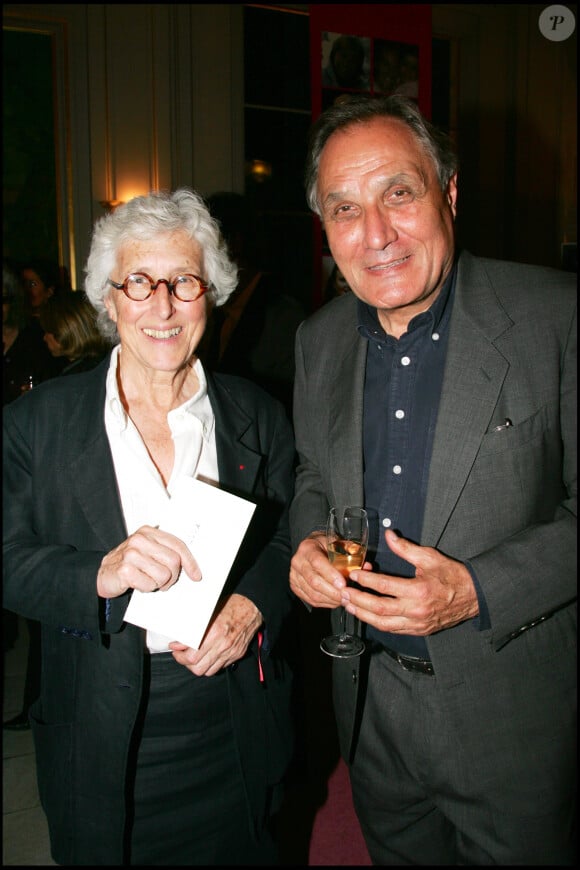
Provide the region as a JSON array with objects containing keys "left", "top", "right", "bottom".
[
  {"left": 99, "top": 199, "right": 124, "bottom": 212},
  {"left": 245, "top": 159, "right": 273, "bottom": 183}
]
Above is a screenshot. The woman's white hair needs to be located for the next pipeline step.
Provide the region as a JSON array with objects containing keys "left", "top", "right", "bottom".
[{"left": 84, "top": 188, "right": 238, "bottom": 342}]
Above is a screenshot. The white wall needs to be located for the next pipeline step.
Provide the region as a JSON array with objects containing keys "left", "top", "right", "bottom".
[{"left": 3, "top": 3, "right": 244, "bottom": 288}]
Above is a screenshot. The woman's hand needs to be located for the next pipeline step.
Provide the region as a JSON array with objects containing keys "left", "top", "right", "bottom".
[
  {"left": 96, "top": 525, "right": 201, "bottom": 598},
  {"left": 169, "top": 593, "right": 263, "bottom": 676}
]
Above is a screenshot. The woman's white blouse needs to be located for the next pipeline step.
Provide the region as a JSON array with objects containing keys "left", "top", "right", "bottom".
[{"left": 104, "top": 345, "right": 219, "bottom": 652}]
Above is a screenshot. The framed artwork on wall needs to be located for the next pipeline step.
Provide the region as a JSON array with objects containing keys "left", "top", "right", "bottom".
[{"left": 308, "top": 4, "right": 433, "bottom": 307}]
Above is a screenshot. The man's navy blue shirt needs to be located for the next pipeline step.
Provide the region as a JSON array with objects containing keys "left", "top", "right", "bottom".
[{"left": 359, "top": 268, "right": 455, "bottom": 658}]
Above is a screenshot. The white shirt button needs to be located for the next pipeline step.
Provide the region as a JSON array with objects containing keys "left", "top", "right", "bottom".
[
  {"left": 395, "top": 409, "right": 405, "bottom": 419},
  {"left": 432, "top": 332, "right": 440, "bottom": 341},
  {"left": 393, "top": 465, "right": 402, "bottom": 475},
  {"left": 401, "top": 356, "right": 411, "bottom": 366},
  {"left": 382, "top": 517, "right": 392, "bottom": 528}
]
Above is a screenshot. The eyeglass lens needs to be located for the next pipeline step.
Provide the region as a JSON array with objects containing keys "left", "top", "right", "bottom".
[{"left": 124, "top": 274, "right": 204, "bottom": 301}]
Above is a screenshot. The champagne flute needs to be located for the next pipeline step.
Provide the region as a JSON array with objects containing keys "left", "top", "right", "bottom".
[{"left": 320, "top": 506, "right": 368, "bottom": 658}]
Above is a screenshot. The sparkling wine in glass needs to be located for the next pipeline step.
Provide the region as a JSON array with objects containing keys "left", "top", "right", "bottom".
[{"left": 320, "top": 506, "right": 368, "bottom": 658}]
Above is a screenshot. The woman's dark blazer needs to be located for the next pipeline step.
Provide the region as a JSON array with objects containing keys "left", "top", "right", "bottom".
[{"left": 3, "top": 354, "right": 297, "bottom": 865}]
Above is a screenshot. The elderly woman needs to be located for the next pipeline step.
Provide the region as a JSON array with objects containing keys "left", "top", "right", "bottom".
[{"left": 3, "top": 189, "right": 297, "bottom": 865}]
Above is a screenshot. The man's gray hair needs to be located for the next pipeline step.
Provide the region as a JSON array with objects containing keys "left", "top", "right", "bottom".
[{"left": 305, "top": 95, "right": 458, "bottom": 217}]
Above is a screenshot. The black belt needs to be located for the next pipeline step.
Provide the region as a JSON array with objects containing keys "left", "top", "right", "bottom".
[{"left": 373, "top": 643, "right": 435, "bottom": 676}]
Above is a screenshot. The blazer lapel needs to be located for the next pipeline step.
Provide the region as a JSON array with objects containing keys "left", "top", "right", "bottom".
[
  {"left": 70, "top": 434, "right": 127, "bottom": 548},
  {"left": 327, "top": 331, "right": 367, "bottom": 507},
  {"left": 207, "top": 375, "right": 263, "bottom": 493},
  {"left": 67, "top": 368, "right": 127, "bottom": 548},
  {"left": 422, "top": 253, "right": 513, "bottom": 544},
  {"left": 67, "top": 367, "right": 262, "bottom": 547}
]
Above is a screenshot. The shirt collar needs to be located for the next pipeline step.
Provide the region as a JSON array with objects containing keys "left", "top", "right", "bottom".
[
  {"left": 105, "top": 345, "right": 214, "bottom": 441},
  {"left": 168, "top": 360, "right": 215, "bottom": 443},
  {"left": 105, "top": 345, "right": 127, "bottom": 427}
]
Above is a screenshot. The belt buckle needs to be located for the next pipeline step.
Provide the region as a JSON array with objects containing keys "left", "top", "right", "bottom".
[
  {"left": 396, "top": 652, "right": 410, "bottom": 670},
  {"left": 397, "top": 651, "right": 433, "bottom": 675}
]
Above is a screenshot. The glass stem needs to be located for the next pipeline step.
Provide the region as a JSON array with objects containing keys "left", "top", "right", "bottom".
[{"left": 340, "top": 606, "right": 350, "bottom": 639}]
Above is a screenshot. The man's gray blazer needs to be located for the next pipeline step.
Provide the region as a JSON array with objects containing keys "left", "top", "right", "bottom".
[{"left": 290, "top": 249, "right": 576, "bottom": 764}]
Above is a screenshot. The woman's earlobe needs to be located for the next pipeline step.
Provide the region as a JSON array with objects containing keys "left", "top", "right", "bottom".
[{"left": 103, "top": 296, "right": 117, "bottom": 322}]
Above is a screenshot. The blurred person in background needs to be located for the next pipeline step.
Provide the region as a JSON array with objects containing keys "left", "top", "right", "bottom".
[
  {"left": 3, "top": 259, "right": 64, "bottom": 403},
  {"left": 20, "top": 256, "right": 68, "bottom": 316},
  {"left": 39, "top": 289, "right": 112, "bottom": 375},
  {"left": 201, "top": 191, "right": 305, "bottom": 419}
]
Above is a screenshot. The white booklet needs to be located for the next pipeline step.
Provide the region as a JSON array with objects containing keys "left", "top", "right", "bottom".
[{"left": 123, "top": 477, "right": 256, "bottom": 649}]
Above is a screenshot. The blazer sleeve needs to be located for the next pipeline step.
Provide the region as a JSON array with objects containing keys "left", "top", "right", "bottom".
[{"left": 2, "top": 383, "right": 118, "bottom": 641}]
